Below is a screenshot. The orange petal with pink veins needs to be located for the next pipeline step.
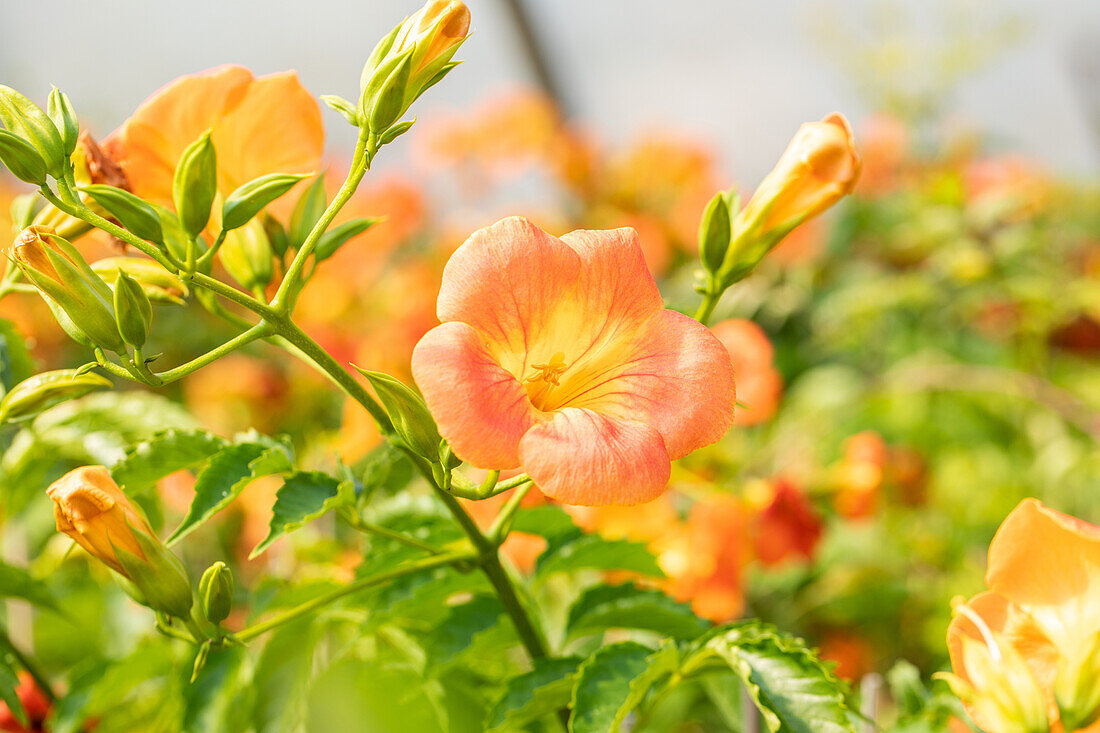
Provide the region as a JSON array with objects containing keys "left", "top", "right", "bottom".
[
  {"left": 518, "top": 407, "right": 670, "bottom": 505},
  {"left": 211, "top": 70, "right": 324, "bottom": 210},
  {"left": 985, "top": 498, "right": 1100, "bottom": 651},
  {"left": 553, "top": 309, "right": 735, "bottom": 459},
  {"left": 109, "top": 65, "right": 253, "bottom": 205},
  {"left": 411, "top": 321, "right": 541, "bottom": 469}
]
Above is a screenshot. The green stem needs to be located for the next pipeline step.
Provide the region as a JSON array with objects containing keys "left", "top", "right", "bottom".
[
  {"left": 0, "top": 627, "right": 56, "bottom": 703},
  {"left": 154, "top": 323, "right": 270, "bottom": 383},
  {"left": 487, "top": 481, "right": 533, "bottom": 544},
  {"left": 272, "top": 131, "right": 376, "bottom": 313},
  {"left": 236, "top": 550, "right": 472, "bottom": 642},
  {"left": 41, "top": 187, "right": 173, "bottom": 270},
  {"left": 694, "top": 292, "right": 720, "bottom": 326},
  {"left": 344, "top": 513, "right": 446, "bottom": 555},
  {"left": 196, "top": 229, "right": 227, "bottom": 269}
]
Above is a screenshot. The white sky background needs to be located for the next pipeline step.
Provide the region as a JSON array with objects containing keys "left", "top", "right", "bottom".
[{"left": 2, "top": 0, "right": 1099, "bottom": 185}]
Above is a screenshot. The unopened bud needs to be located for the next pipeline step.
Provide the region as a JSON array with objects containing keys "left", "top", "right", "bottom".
[
  {"left": 173, "top": 131, "right": 217, "bottom": 239},
  {"left": 47, "top": 466, "right": 194, "bottom": 618},
  {"left": 0, "top": 130, "right": 47, "bottom": 184},
  {"left": 220, "top": 218, "right": 274, "bottom": 291},
  {"left": 0, "top": 369, "right": 111, "bottom": 425},
  {"left": 47, "top": 87, "right": 79, "bottom": 157},
  {"left": 198, "top": 561, "right": 233, "bottom": 625},
  {"left": 698, "top": 191, "right": 732, "bottom": 274},
  {"left": 0, "top": 85, "right": 66, "bottom": 176},
  {"left": 91, "top": 256, "right": 189, "bottom": 305},
  {"left": 113, "top": 271, "right": 152, "bottom": 348},
  {"left": 355, "top": 366, "right": 442, "bottom": 460}
]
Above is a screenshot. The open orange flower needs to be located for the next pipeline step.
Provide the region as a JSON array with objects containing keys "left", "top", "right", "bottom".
[
  {"left": 946, "top": 499, "right": 1100, "bottom": 733},
  {"left": 411, "top": 216, "right": 735, "bottom": 505},
  {"left": 105, "top": 65, "right": 323, "bottom": 219}
]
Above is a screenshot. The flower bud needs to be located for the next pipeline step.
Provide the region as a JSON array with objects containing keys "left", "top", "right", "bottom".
[
  {"left": 47, "top": 466, "right": 193, "bottom": 618},
  {"left": 0, "top": 369, "right": 111, "bottom": 425},
  {"left": 220, "top": 218, "right": 274, "bottom": 292},
  {"left": 47, "top": 86, "right": 79, "bottom": 158},
  {"left": 720, "top": 114, "right": 860, "bottom": 285},
  {"left": 198, "top": 561, "right": 233, "bottom": 625},
  {"left": 173, "top": 130, "right": 217, "bottom": 239},
  {"left": 698, "top": 191, "right": 732, "bottom": 274},
  {"left": 355, "top": 366, "right": 442, "bottom": 460},
  {"left": 8, "top": 226, "right": 125, "bottom": 352},
  {"left": 113, "top": 270, "right": 152, "bottom": 348},
  {"left": 0, "top": 130, "right": 47, "bottom": 184},
  {"left": 359, "top": 1, "right": 470, "bottom": 133},
  {"left": 0, "top": 85, "right": 66, "bottom": 176},
  {"left": 91, "top": 256, "right": 189, "bottom": 305}
]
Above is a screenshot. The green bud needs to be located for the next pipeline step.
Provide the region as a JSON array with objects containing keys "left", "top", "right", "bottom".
[
  {"left": 115, "top": 523, "right": 194, "bottom": 619},
  {"left": 0, "top": 85, "right": 66, "bottom": 175},
  {"left": 220, "top": 218, "right": 273, "bottom": 291},
  {"left": 0, "top": 129, "right": 47, "bottom": 184},
  {"left": 9, "top": 226, "right": 125, "bottom": 352},
  {"left": 198, "top": 561, "right": 233, "bottom": 625},
  {"left": 321, "top": 95, "right": 360, "bottom": 127},
  {"left": 113, "top": 271, "right": 152, "bottom": 348},
  {"left": 698, "top": 191, "right": 732, "bottom": 274},
  {"left": 262, "top": 214, "right": 291, "bottom": 258},
  {"left": 47, "top": 87, "right": 79, "bottom": 157},
  {"left": 91, "top": 256, "right": 189, "bottom": 305},
  {"left": 315, "top": 217, "right": 381, "bottom": 262},
  {"left": 354, "top": 366, "right": 442, "bottom": 460},
  {"left": 0, "top": 369, "right": 111, "bottom": 424},
  {"left": 368, "top": 51, "right": 413, "bottom": 134},
  {"left": 288, "top": 174, "right": 327, "bottom": 246},
  {"left": 221, "top": 172, "right": 310, "bottom": 232},
  {"left": 173, "top": 130, "right": 217, "bottom": 238},
  {"left": 81, "top": 184, "right": 164, "bottom": 245}
]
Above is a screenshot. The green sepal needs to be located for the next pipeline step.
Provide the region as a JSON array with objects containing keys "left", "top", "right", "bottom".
[
  {"left": 113, "top": 270, "right": 152, "bottom": 348},
  {"left": 314, "top": 217, "right": 381, "bottom": 262},
  {"left": 81, "top": 184, "right": 164, "bottom": 244},
  {"left": 0, "top": 85, "right": 65, "bottom": 175},
  {"left": 288, "top": 173, "right": 327, "bottom": 247},
  {"left": 173, "top": 130, "right": 217, "bottom": 238},
  {"left": 359, "top": 23, "right": 403, "bottom": 93},
  {"left": 0, "top": 129, "right": 47, "bottom": 184},
  {"left": 221, "top": 172, "right": 310, "bottom": 232},
  {"left": 47, "top": 86, "right": 79, "bottom": 156},
  {"left": 378, "top": 118, "right": 416, "bottom": 146},
  {"left": 113, "top": 523, "right": 194, "bottom": 619},
  {"left": 354, "top": 366, "right": 441, "bottom": 460},
  {"left": 320, "top": 95, "right": 360, "bottom": 127},
  {"left": 368, "top": 51, "right": 413, "bottom": 133}
]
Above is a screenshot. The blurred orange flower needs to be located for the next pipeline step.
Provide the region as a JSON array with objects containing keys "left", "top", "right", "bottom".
[
  {"left": 833, "top": 431, "right": 887, "bottom": 520},
  {"left": 747, "top": 478, "right": 823, "bottom": 567},
  {"left": 946, "top": 499, "right": 1100, "bottom": 733},
  {"left": 855, "top": 113, "right": 910, "bottom": 196},
  {"left": 412, "top": 217, "right": 735, "bottom": 505},
  {"left": 0, "top": 672, "right": 51, "bottom": 733},
  {"left": 710, "top": 318, "right": 782, "bottom": 426},
  {"left": 105, "top": 65, "right": 323, "bottom": 221}
]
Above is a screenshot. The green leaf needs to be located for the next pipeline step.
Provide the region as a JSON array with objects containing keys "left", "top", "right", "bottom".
[
  {"left": 570, "top": 641, "right": 679, "bottom": 733},
  {"left": 315, "top": 218, "right": 381, "bottom": 262},
  {"left": 486, "top": 657, "right": 581, "bottom": 732},
  {"left": 536, "top": 534, "right": 663, "bottom": 584},
  {"left": 512, "top": 504, "right": 584, "bottom": 543},
  {"left": 692, "top": 622, "right": 856, "bottom": 733},
  {"left": 288, "top": 174, "right": 327, "bottom": 246},
  {"left": 566, "top": 583, "right": 708, "bottom": 641},
  {"left": 110, "top": 428, "right": 228, "bottom": 496},
  {"left": 168, "top": 443, "right": 292, "bottom": 544},
  {"left": 81, "top": 184, "right": 164, "bottom": 244},
  {"left": 0, "top": 653, "right": 25, "bottom": 727},
  {"left": 0, "top": 561, "right": 61, "bottom": 614},
  {"left": 0, "top": 318, "right": 36, "bottom": 393},
  {"left": 251, "top": 472, "right": 355, "bottom": 558},
  {"left": 425, "top": 594, "right": 505, "bottom": 666},
  {"left": 221, "top": 173, "right": 310, "bottom": 232},
  {"left": 320, "top": 94, "right": 360, "bottom": 126}
]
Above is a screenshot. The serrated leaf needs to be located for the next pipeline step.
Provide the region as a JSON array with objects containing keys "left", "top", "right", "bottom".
[
  {"left": 0, "top": 653, "right": 25, "bottom": 727},
  {"left": 251, "top": 472, "right": 355, "bottom": 558},
  {"left": 168, "top": 443, "right": 291, "bottom": 544},
  {"left": 566, "top": 583, "right": 708, "bottom": 640},
  {"left": 693, "top": 622, "right": 856, "bottom": 733},
  {"left": 536, "top": 534, "right": 663, "bottom": 584},
  {"left": 486, "top": 657, "right": 581, "bottom": 732},
  {"left": 425, "top": 594, "right": 505, "bottom": 666},
  {"left": 0, "top": 562, "right": 61, "bottom": 614},
  {"left": 569, "top": 641, "right": 673, "bottom": 733},
  {"left": 110, "top": 429, "right": 228, "bottom": 496}
]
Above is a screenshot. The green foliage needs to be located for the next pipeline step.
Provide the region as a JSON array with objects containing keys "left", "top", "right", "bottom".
[
  {"left": 0, "top": 652, "right": 25, "bottom": 728},
  {"left": 0, "top": 561, "right": 61, "bottom": 614},
  {"left": 485, "top": 657, "right": 582, "bottom": 732},
  {"left": 570, "top": 641, "right": 678, "bottom": 733},
  {"left": 251, "top": 471, "right": 355, "bottom": 557},
  {"left": 111, "top": 429, "right": 228, "bottom": 495},
  {"left": 566, "top": 583, "right": 709, "bottom": 640}
]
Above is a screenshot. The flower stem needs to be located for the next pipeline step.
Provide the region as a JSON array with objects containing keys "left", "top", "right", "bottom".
[
  {"left": 236, "top": 550, "right": 473, "bottom": 643},
  {"left": 343, "top": 513, "right": 447, "bottom": 555},
  {"left": 154, "top": 323, "right": 269, "bottom": 383},
  {"left": 694, "top": 292, "right": 720, "bottom": 326}
]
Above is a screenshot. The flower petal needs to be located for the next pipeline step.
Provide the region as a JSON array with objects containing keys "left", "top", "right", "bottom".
[
  {"left": 436, "top": 216, "right": 581, "bottom": 375},
  {"left": 986, "top": 498, "right": 1100, "bottom": 651},
  {"left": 549, "top": 309, "right": 736, "bottom": 459},
  {"left": 518, "top": 407, "right": 670, "bottom": 505},
  {"left": 211, "top": 70, "right": 324, "bottom": 209},
  {"left": 109, "top": 65, "right": 253, "bottom": 205},
  {"left": 411, "top": 321, "right": 540, "bottom": 469}
]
